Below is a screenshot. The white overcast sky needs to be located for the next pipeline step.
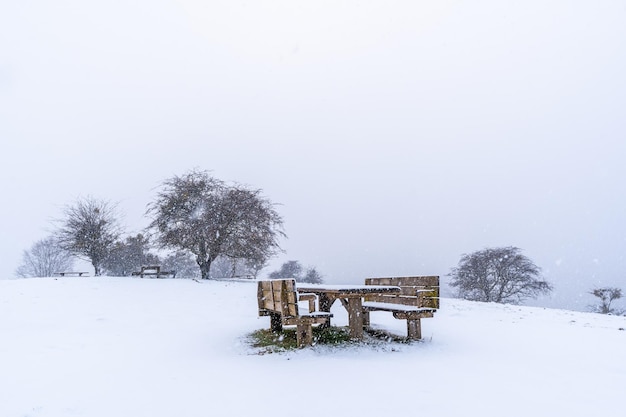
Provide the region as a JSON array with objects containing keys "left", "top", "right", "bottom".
[{"left": 1, "top": 0, "right": 625, "bottom": 310}]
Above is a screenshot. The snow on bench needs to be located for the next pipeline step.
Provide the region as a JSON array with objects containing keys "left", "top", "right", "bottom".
[
  {"left": 257, "top": 279, "right": 332, "bottom": 347},
  {"left": 362, "top": 276, "right": 439, "bottom": 340}
]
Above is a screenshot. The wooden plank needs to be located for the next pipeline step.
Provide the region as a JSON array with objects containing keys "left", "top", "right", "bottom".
[
  {"left": 279, "top": 279, "right": 299, "bottom": 318},
  {"left": 365, "top": 276, "right": 440, "bottom": 309},
  {"left": 257, "top": 281, "right": 266, "bottom": 312},
  {"left": 365, "top": 277, "right": 393, "bottom": 286},
  {"left": 393, "top": 310, "right": 434, "bottom": 320},
  {"left": 366, "top": 293, "right": 439, "bottom": 308},
  {"left": 364, "top": 294, "right": 417, "bottom": 306},
  {"left": 366, "top": 276, "right": 439, "bottom": 287},
  {"left": 284, "top": 315, "right": 331, "bottom": 326},
  {"left": 299, "top": 293, "right": 317, "bottom": 313}
]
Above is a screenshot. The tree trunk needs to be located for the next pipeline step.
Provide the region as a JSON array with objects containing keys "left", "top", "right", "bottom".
[{"left": 198, "top": 259, "right": 212, "bottom": 279}]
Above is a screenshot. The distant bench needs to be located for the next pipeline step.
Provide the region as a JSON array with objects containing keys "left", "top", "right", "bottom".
[
  {"left": 56, "top": 272, "right": 90, "bottom": 277},
  {"left": 257, "top": 279, "right": 333, "bottom": 347},
  {"left": 131, "top": 265, "right": 176, "bottom": 278},
  {"left": 362, "top": 276, "right": 440, "bottom": 340}
]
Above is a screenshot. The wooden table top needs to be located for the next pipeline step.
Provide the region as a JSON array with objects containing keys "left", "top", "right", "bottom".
[{"left": 297, "top": 284, "right": 400, "bottom": 295}]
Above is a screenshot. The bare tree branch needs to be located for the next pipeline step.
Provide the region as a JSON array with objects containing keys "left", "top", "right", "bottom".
[{"left": 15, "top": 236, "right": 74, "bottom": 278}]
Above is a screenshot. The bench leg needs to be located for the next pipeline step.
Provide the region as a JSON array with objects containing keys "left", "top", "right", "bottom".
[
  {"left": 362, "top": 311, "right": 370, "bottom": 328},
  {"left": 347, "top": 298, "right": 364, "bottom": 340},
  {"left": 296, "top": 323, "right": 313, "bottom": 347},
  {"left": 407, "top": 318, "right": 422, "bottom": 340},
  {"left": 269, "top": 313, "right": 283, "bottom": 332},
  {"left": 317, "top": 293, "right": 334, "bottom": 329}
]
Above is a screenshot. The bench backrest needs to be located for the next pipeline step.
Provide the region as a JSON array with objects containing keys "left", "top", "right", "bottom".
[
  {"left": 364, "top": 276, "right": 440, "bottom": 309},
  {"left": 257, "top": 279, "right": 300, "bottom": 318}
]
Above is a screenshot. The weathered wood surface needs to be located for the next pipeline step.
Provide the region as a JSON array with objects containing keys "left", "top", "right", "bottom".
[
  {"left": 297, "top": 284, "right": 401, "bottom": 339},
  {"left": 257, "top": 279, "right": 332, "bottom": 347},
  {"left": 363, "top": 276, "right": 440, "bottom": 340},
  {"left": 364, "top": 276, "right": 439, "bottom": 309}
]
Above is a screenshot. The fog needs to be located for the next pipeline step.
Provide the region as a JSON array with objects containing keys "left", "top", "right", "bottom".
[{"left": 2, "top": 0, "right": 625, "bottom": 311}]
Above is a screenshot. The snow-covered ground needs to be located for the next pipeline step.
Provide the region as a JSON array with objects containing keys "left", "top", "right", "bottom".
[{"left": 1, "top": 277, "right": 624, "bottom": 417}]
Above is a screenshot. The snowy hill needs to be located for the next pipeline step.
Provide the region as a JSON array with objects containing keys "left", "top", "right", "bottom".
[{"left": 1, "top": 277, "right": 624, "bottom": 417}]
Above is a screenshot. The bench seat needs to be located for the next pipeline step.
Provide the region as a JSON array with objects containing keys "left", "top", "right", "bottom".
[
  {"left": 362, "top": 301, "right": 436, "bottom": 314},
  {"left": 363, "top": 276, "right": 439, "bottom": 340}
]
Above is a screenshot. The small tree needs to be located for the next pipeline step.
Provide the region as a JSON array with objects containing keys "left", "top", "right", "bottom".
[
  {"left": 590, "top": 287, "right": 623, "bottom": 315},
  {"left": 15, "top": 236, "right": 74, "bottom": 278},
  {"left": 302, "top": 266, "right": 324, "bottom": 284},
  {"left": 269, "top": 260, "right": 324, "bottom": 284},
  {"left": 448, "top": 246, "right": 552, "bottom": 304},
  {"left": 56, "top": 197, "right": 123, "bottom": 276},
  {"left": 146, "top": 170, "right": 285, "bottom": 279},
  {"left": 102, "top": 234, "right": 160, "bottom": 276},
  {"left": 269, "top": 260, "right": 303, "bottom": 279}
]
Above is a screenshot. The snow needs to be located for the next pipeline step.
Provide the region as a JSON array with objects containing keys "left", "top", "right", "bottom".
[{"left": 1, "top": 277, "right": 624, "bottom": 417}]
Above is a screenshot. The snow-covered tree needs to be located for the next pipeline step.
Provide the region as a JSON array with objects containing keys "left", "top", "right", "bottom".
[
  {"left": 102, "top": 234, "right": 159, "bottom": 276},
  {"left": 160, "top": 251, "right": 200, "bottom": 279},
  {"left": 269, "top": 260, "right": 302, "bottom": 279},
  {"left": 269, "top": 260, "right": 324, "bottom": 284},
  {"left": 448, "top": 246, "right": 552, "bottom": 304},
  {"left": 146, "top": 170, "right": 284, "bottom": 279},
  {"left": 302, "top": 266, "right": 324, "bottom": 284},
  {"left": 56, "top": 197, "right": 123, "bottom": 276}
]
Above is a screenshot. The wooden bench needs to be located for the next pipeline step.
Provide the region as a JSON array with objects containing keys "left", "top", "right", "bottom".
[
  {"left": 56, "top": 272, "right": 90, "bottom": 277},
  {"left": 362, "top": 276, "right": 440, "bottom": 340},
  {"left": 257, "top": 279, "right": 333, "bottom": 347},
  {"left": 131, "top": 265, "right": 176, "bottom": 278}
]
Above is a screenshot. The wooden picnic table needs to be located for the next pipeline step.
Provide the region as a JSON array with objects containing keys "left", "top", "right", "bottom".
[
  {"left": 131, "top": 265, "right": 175, "bottom": 278},
  {"left": 297, "top": 284, "right": 401, "bottom": 340}
]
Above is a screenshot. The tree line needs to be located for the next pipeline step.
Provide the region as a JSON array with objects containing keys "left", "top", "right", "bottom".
[
  {"left": 15, "top": 169, "right": 621, "bottom": 313},
  {"left": 17, "top": 170, "right": 286, "bottom": 280}
]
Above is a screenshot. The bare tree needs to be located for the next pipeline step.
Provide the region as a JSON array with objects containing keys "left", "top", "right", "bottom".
[
  {"left": 590, "top": 287, "right": 623, "bottom": 315},
  {"left": 56, "top": 197, "right": 123, "bottom": 276},
  {"left": 448, "top": 246, "right": 552, "bottom": 304},
  {"left": 15, "top": 236, "right": 74, "bottom": 277},
  {"left": 146, "top": 170, "right": 285, "bottom": 279}
]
